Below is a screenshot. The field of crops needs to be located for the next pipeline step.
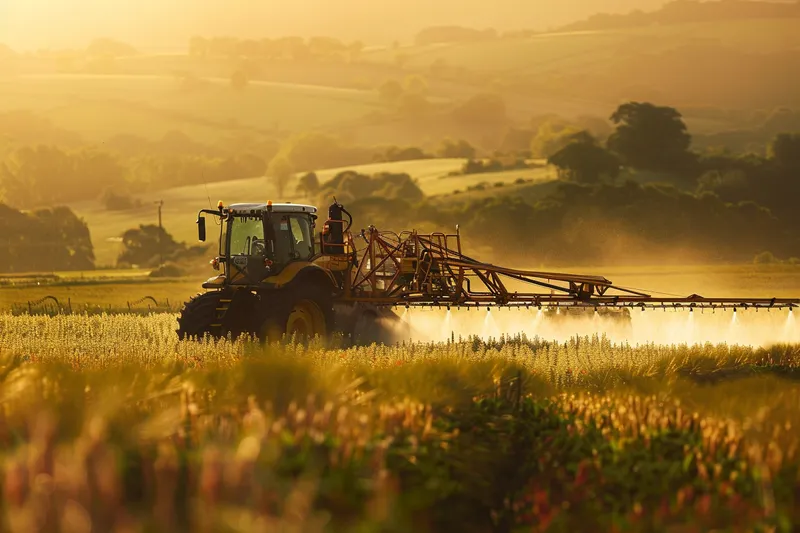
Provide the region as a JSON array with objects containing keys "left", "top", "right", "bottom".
[
  {"left": 364, "top": 18, "right": 800, "bottom": 74},
  {"left": 0, "top": 74, "right": 383, "bottom": 143},
  {"left": 2, "top": 311, "right": 800, "bottom": 532}
]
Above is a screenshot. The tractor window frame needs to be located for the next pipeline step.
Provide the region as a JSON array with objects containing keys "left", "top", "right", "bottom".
[
  {"left": 288, "top": 215, "right": 315, "bottom": 261},
  {"left": 226, "top": 214, "right": 267, "bottom": 257}
]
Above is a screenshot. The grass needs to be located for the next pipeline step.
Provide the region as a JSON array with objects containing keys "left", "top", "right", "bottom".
[
  {"left": 0, "top": 74, "right": 384, "bottom": 142},
  {"left": 1, "top": 313, "right": 800, "bottom": 531},
  {"left": 0, "top": 277, "right": 203, "bottom": 313},
  {"left": 363, "top": 18, "right": 800, "bottom": 74}
]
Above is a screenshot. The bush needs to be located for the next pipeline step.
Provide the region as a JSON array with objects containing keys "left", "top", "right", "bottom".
[
  {"left": 753, "top": 251, "right": 780, "bottom": 264},
  {"left": 101, "top": 189, "right": 141, "bottom": 211},
  {"left": 148, "top": 263, "right": 185, "bottom": 277}
]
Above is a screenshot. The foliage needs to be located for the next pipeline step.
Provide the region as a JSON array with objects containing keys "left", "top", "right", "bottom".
[
  {"left": 608, "top": 102, "right": 694, "bottom": 172},
  {"left": 1, "top": 145, "right": 126, "bottom": 207},
  {"left": 457, "top": 157, "right": 529, "bottom": 176},
  {"left": 101, "top": 189, "right": 142, "bottom": 211},
  {"left": 451, "top": 93, "right": 507, "bottom": 128},
  {"left": 437, "top": 138, "right": 476, "bottom": 159},
  {"left": 376, "top": 145, "right": 433, "bottom": 162},
  {"left": 548, "top": 132, "right": 621, "bottom": 184},
  {"left": 560, "top": 0, "right": 800, "bottom": 32},
  {"left": 188, "top": 35, "right": 363, "bottom": 63},
  {"left": 117, "top": 225, "right": 185, "bottom": 268},
  {"left": 274, "top": 132, "right": 374, "bottom": 173},
  {"left": 318, "top": 170, "right": 424, "bottom": 205},
  {"left": 415, "top": 25, "right": 498, "bottom": 45},
  {"left": 769, "top": 133, "right": 800, "bottom": 170},
  {"left": 0, "top": 204, "right": 94, "bottom": 273},
  {"left": 267, "top": 156, "right": 294, "bottom": 199},
  {"left": 296, "top": 171, "right": 320, "bottom": 197},
  {"left": 1, "top": 314, "right": 800, "bottom": 531},
  {"left": 530, "top": 120, "right": 585, "bottom": 159}
]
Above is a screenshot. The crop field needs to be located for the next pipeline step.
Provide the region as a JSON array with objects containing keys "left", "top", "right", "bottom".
[
  {"left": 0, "top": 74, "right": 384, "bottom": 142},
  {"left": 2, "top": 311, "right": 800, "bottom": 531},
  {"left": 365, "top": 18, "right": 800, "bottom": 74}
]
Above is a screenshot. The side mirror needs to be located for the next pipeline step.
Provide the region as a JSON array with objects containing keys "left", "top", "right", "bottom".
[{"left": 197, "top": 216, "right": 206, "bottom": 242}]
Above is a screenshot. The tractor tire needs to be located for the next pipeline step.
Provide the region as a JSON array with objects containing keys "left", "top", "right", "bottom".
[
  {"left": 259, "top": 282, "right": 335, "bottom": 343},
  {"left": 176, "top": 291, "right": 227, "bottom": 341},
  {"left": 176, "top": 290, "right": 261, "bottom": 341}
]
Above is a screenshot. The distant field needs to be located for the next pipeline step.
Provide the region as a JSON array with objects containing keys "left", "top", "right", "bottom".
[
  {"left": 0, "top": 74, "right": 385, "bottom": 142},
  {"left": 0, "top": 276, "right": 203, "bottom": 313},
  {"left": 364, "top": 18, "right": 800, "bottom": 74},
  {"left": 71, "top": 158, "right": 470, "bottom": 266}
]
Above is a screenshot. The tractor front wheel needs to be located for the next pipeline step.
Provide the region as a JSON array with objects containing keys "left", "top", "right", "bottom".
[{"left": 260, "top": 283, "right": 334, "bottom": 342}]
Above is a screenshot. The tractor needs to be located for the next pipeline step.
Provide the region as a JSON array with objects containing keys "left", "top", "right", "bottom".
[{"left": 176, "top": 199, "right": 798, "bottom": 343}]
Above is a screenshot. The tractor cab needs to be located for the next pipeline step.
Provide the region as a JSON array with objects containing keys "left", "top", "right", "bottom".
[{"left": 197, "top": 202, "right": 318, "bottom": 287}]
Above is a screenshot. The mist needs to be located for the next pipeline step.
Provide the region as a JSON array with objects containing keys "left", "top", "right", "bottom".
[
  {"left": 1, "top": 0, "right": 667, "bottom": 50},
  {"left": 394, "top": 306, "right": 799, "bottom": 348}
]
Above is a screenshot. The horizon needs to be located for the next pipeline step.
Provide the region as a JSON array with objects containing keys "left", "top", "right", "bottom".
[{"left": 0, "top": 0, "right": 672, "bottom": 51}]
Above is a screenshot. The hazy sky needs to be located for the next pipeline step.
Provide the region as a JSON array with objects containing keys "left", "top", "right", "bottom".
[{"left": 0, "top": 0, "right": 667, "bottom": 51}]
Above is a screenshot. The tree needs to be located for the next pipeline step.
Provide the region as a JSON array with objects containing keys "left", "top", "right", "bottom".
[
  {"left": 0, "top": 204, "right": 95, "bottom": 272},
  {"left": 607, "top": 102, "right": 693, "bottom": 171},
  {"left": 296, "top": 171, "right": 320, "bottom": 197},
  {"left": 118, "top": 225, "right": 183, "bottom": 268},
  {"left": 437, "top": 138, "right": 476, "bottom": 159},
  {"left": 769, "top": 133, "right": 800, "bottom": 170},
  {"left": 530, "top": 120, "right": 583, "bottom": 158},
  {"left": 268, "top": 156, "right": 294, "bottom": 198},
  {"left": 548, "top": 132, "right": 620, "bottom": 184}
]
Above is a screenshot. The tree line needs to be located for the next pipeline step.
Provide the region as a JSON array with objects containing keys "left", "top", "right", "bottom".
[
  {"left": 188, "top": 36, "right": 365, "bottom": 63},
  {"left": 0, "top": 204, "right": 94, "bottom": 273}
]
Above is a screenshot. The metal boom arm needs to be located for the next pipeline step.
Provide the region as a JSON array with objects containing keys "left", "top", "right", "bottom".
[{"left": 324, "top": 226, "right": 798, "bottom": 311}]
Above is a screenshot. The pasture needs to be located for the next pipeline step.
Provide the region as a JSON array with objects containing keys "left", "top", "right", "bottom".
[
  {"left": 363, "top": 18, "right": 800, "bottom": 74},
  {"left": 2, "top": 312, "right": 799, "bottom": 531},
  {"left": 0, "top": 74, "right": 385, "bottom": 142}
]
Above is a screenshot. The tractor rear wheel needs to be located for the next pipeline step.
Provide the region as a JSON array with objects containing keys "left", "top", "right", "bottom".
[
  {"left": 176, "top": 291, "right": 226, "bottom": 340},
  {"left": 260, "top": 282, "right": 334, "bottom": 342}
]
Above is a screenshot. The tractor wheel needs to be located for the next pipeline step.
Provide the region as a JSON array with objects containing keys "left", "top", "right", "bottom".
[
  {"left": 260, "top": 282, "right": 334, "bottom": 342},
  {"left": 176, "top": 291, "right": 227, "bottom": 341},
  {"left": 176, "top": 290, "right": 261, "bottom": 341}
]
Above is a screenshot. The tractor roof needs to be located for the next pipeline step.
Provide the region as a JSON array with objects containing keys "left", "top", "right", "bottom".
[{"left": 228, "top": 203, "right": 317, "bottom": 214}]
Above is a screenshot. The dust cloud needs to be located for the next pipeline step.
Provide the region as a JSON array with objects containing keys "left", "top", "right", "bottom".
[{"left": 392, "top": 306, "right": 799, "bottom": 348}]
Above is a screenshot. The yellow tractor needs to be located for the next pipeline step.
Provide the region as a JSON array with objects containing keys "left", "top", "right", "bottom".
[{"left": 177, "top": 199, "right": 798, "bottom": 342}]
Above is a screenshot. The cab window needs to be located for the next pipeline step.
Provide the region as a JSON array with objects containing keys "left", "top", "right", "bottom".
[
  {"left": 290, "top": 216, "right": 315, "bottom": 259},
  {"left": 229, "top": 216, "right": 265, "bottom": 256}
]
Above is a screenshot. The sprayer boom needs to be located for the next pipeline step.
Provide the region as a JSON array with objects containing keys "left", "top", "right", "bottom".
[{"left": 334, "top": 226, "right": 798, "bottom": 311}]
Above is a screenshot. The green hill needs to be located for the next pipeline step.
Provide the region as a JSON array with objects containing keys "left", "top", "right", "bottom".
[{"left": 0, "top": 74, "right": 385, "bottom": 143}]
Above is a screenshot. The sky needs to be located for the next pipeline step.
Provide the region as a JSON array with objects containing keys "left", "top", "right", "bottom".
[{"left": 0, "top": 0, "right": 668, "bottom": 51}]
